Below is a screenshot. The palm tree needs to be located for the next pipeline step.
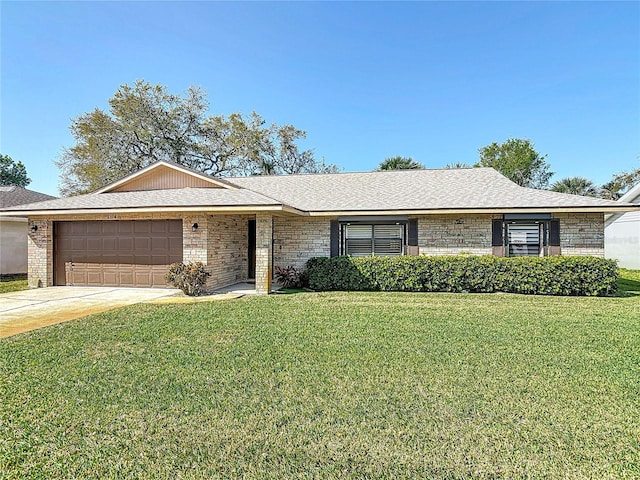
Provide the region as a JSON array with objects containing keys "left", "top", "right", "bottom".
[
  {"left": 550, "top": 177, "right": 598, "bottom": 197},
  {"left": 377, "top": 156, "right": 424, "bottom": 171},
  {"left": 443, "top": 162, "right": 472, "bottom": 169}
]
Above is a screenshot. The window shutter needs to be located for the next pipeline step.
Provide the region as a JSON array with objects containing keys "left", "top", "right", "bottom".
[
  {"left": 330, "top": 220, "right": 340, "bottom": 257},
  {"left": 549, "top": 219, "right": 560, "bottom": 249},
  {"left": 408, "top": 219, "right": 418, "bottom": 246},
  {"left": 492, "top": 219, "right": 504, "bottom": 246}
]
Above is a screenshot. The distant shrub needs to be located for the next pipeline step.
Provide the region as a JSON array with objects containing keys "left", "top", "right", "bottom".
[
  {"left": 274, "top": 265, "right": 308, "bottom": 289},
  {"left": 306, "top": 255, "right": 618, "bottom": 297},
  {"left": 166, "top": 262, "right": 210, "bottom": 296}
]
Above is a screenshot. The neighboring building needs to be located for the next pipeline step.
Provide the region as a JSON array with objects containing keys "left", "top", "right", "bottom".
[
  {"left": 0, "top": 186, "right": 56, "bottom": 276},
  {"left": 605, "top": 183, "right": 640, "bottom": 269},
  {"left": 0, "top": 161, "right": 637, "bottom": 293}
]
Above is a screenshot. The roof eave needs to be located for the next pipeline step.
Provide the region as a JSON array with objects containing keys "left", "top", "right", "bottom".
[{"left": 305, "top": 205, "right": 640, "bottom": 216}]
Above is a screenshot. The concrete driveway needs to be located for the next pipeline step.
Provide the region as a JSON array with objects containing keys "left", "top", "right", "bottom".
[{"left": 0, "top": 287, "right": 180, "bottom": 338}]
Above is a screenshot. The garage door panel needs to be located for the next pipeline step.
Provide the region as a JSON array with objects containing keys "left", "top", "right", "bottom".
[
  {"left": 134, "top": 222, "right": 151, "bottom": 234},
  {"left": 118, "top": 271, "right": 134, "bottom": 286},
  {"left": 168, "top": 221, "right": 182, "bottom": 233},
  {"left": 86, "top": 238, "right": 103, "bottom": 250},
  {"left": 117, "top": 222, "right": 133, "bottom": 234},
  {"left": 71, "top": 238, "right": 86, "bottom": 250},
  {"left": 134, "top": 237, "right": 150, "bottom": 250},
  {"left": 87, "top": 271, "right": 102, "bottom": 285},
  {"left": 151, "top": 237, "right": 168, "bottom": 249},
  {"left": 152, "top": 254, "right": 170, "bottom": 264},
  {"left": 134, "top": 255, "right": 152, "bottom": 265},
  {"left": 135, "top": 271, "right": 151, "bottom": 285},
  {"left": 103, "top": 271, "right": 118, "bottom": 285},
  {"left": 118, "top": 238, "right": 133, "bottom": 250},
  {"left": 54, "top": 220, "right": 183, "bottom": 287},
  {"left": 118, "top": 254, "right": 135, "bottom": 264},
  {"left": 102, "top": 253, "right": 118, "bottom": 263},
  {"left": 151, "top": 222, "right": 168, "bottom": 233},
  {"left": 152, "top": 271, "right": 168, "bottom": 286},
  {"left": 102, "top": 238, "right": 117, "bottom": 250},
  {"left": 86, "top": 222, "right": 103, "bottom": 235},
  {"left": 102, "top": 222, "right": 118, "bottom": 234}
]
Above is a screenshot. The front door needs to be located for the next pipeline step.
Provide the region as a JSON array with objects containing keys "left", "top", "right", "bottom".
[{"left": 247, "top": 219, "right": 256, "bottom": 279}]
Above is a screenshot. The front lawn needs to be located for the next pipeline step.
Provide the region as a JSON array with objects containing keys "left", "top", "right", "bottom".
[
  {"left": 1, "top": 275, "right": 639, "bottom": 478},
  {"left": 0, "top": 278, "right": 28, "bottom": 294}
]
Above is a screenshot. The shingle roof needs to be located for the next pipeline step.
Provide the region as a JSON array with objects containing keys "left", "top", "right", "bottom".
[
  {"left": 1, "top": 166, "right": 636, "bottom": 215},
  {"left": 227, "top": 168, "right": 629, "bottom": 212},
  {"left": 0, "top": 186, "right": 56, "bottom": 208},
  {"left": 1, "top": 188, "right": 280, "bottom": 212}
]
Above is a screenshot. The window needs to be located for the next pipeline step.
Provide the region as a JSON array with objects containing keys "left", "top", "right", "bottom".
[
  {"left": 342, "top": 223, "right": 404, "bottom": 257},
  {"left": 493, "top": 215, "right": 560, "bottom": 258},
  {"left": 506, "top": 223, "right": 544, "bottom": 256}
]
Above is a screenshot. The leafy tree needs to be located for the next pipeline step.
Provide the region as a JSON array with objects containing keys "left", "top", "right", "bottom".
[
  {"left": 57, "top": 81, "right": 338, "bottom": 196},
  {"left": 377, "top": 156, "right": 424, "bottom": 171},
  {"left": 476, "top": 138, "right": 553, "bottom": 189},
  {"left": 443, "top": 162, "right": 472, "bottom": 169},
  {"left": 550, "top": 176, "right": 598, "bottom": 197},
  {"left": 599, "top": 164, "right": 640, "bottom": 200},
  {"left": 0, "top": 154, "right": 31, "bottom": 187}
]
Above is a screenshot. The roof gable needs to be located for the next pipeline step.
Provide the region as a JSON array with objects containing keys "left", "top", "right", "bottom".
[
  {"left": 618, "top": 182, "right": 640, "bottom": 204},
  {"left": 97, "top": 161, "right": 236, "bottom": 193}
]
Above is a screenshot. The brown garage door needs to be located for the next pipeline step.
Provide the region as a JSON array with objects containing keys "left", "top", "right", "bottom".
[{"left": 54, "top": 220, "right": 183, "bottom": 287}]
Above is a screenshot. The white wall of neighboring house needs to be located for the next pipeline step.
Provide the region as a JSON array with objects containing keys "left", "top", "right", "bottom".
[
  {"left": 0, "top": 217, "right": 28, "bottom": 275},
  {"left": 605, "top": 184, "right": 640, "bottom": 270}
]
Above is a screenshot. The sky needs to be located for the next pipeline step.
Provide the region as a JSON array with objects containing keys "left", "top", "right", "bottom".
[{"left": 1, "top": 1, "right": 638, "bottom": 197}]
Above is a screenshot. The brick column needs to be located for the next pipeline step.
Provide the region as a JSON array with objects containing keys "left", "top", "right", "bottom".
[
  {"left": 27, "top": 219, "right": 53, "bottom": 288},
  {"left": 255, "top": 213, "right": 273, "bottom": 294}
]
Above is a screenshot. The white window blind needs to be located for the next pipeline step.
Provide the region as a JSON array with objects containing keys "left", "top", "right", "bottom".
[
  {"left": 507, "top": 224, "right": 542, "bottom": 256},
  {"left": 373, "top": 224, "right": 403, "bottom": 256},
  {"left": 344, "top": 224, "right": 403, "bottom": 256}
]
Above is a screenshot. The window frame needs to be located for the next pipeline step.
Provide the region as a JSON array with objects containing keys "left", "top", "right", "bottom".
[
  {"left": 505, "top": 221, "right": 548, "bottom": 257},
  {"left": 340, "top": 221, "right": 407, "bottom": 257}
]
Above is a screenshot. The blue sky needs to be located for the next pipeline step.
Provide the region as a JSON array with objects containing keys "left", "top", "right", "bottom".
[{"left": 2, "top": 1, "right": 638, "bottom": 196}]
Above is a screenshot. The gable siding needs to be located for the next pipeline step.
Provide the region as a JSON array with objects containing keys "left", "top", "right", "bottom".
[{"left": 111, "top": 165, "right": 222, "bottom": 192}]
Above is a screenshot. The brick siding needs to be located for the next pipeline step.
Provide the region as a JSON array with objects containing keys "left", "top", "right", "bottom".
[
  {"left": 27, "top": 219, "right": 53, "bottom": 288},
  {"left": 273, "top": 216, "right": 332, "bottom": 270},
  {"left": 206, "top": 214, "right": 249, "bottom": 290},
  {"left": 553, "top": 212, "right": 604, "bottom": 256},
  {"left": 255, "top": 213, "right": 273, "bottom": 294},
  {"left": 417, "top": 214, "right": 499, "bottom": 255}
]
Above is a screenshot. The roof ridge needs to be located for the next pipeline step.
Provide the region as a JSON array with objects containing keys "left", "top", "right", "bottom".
[{"left": 225, "top": 166, "right": 488, "bottom": 181}]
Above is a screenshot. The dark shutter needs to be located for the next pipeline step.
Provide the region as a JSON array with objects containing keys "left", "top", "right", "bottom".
[
  {"left": 408, "top": 219, "right": 418, "bottom": 246},
  {"left": 492, "top": 219, "right": 504, "bottom": 246},
  {"left": 549, "top": 219, "right": 560, "bottom": 246},
  {"left": 330, "top": 220, "right": 340, "bottom": 257}
]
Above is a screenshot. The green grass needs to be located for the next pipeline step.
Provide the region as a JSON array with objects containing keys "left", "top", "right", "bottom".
[
  {"left": 0, "top": 279, "right": 28, "bottom": 294},
  {"left": 618, "top": 268, "right": 640, "bottom": 296},
  {"left": 1, "top": 272, "right": 639, "bottom": 479}
]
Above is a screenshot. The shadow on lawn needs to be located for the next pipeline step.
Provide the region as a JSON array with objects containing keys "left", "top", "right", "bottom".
[{"left": 616, "top": 277, "right": 640, "bottom": 297}]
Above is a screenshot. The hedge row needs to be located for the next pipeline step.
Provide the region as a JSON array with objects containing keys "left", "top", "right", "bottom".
[{"left": 306, "top": 255, "right": 618, "bottom": 296}]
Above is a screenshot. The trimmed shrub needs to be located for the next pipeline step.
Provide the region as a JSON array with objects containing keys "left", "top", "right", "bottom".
[
  {"left": 306, "top": 255, "right": 618, "bottom": 296},
  {"left": 274, "top": 265, "right": 308, "bottom": 289},
  {"left": 166, "top": 262, "right": 210, "bottom": 296}
]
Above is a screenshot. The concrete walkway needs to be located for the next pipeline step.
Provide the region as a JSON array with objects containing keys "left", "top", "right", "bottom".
[{"left": 0, "top": 287, "right": 180, "bottom": 338}]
